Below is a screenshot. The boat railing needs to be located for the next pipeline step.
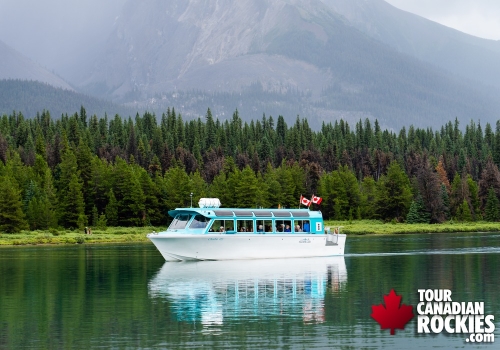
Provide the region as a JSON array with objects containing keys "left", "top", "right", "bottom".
[{"left": 325, "top": 226, "right": 343, "bottom": 245}]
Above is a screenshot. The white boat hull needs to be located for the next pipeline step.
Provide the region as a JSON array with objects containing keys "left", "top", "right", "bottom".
[{"left": 147, "top": 233, "right": 346, "bottom": 261}]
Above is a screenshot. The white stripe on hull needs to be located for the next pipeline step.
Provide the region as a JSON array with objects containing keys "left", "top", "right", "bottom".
[{"left": 148, "top": 234, "right": 346, "bottom": 261}]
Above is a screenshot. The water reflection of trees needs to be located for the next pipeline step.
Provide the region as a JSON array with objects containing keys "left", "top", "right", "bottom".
[{"left": 1, "top": 235, "right": 499, "bottom": 348}]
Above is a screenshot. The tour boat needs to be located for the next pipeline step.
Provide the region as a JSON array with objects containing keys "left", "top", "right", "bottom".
[{"left": 147, "top": 198, "right": 346, "bottom": 261}]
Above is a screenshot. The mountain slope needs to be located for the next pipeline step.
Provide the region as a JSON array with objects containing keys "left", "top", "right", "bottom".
[
  {"left": 0, "top": 80, "right": 133, "bottom": 119},
  {"left": 82, "top": 0, "right": 336, "bottom": 97},
  {"left": 322, "top": 0, "right": 500, "bottom": 89},
  {"left": 81, "top": 0, "right": 500, "bottom": 129},
  {"left": 0, "top": 40, "right": 73, "bottom": 91}
]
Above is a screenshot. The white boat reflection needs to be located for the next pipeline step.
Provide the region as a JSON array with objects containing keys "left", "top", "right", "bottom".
[{"left": 148, "top": 257, "right": 347, "bottom": 326}]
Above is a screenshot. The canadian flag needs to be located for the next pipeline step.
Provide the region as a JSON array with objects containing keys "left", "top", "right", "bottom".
[
  {"left": 300, "top": 195, "right": 311, "bottom": 207},
  {"left": 311, "top": 195, "right": 323, "bottom": 205}
]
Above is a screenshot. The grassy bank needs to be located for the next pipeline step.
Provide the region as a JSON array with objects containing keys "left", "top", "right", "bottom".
[
  {"left": 0, "top": 227, "right": 164, "bottom": 246},
  {"left": 324, "top": 220, "right": 500, "bottom": 235},
  {"left": 2, "top": 221, "right": 500, "bottom": 246}
]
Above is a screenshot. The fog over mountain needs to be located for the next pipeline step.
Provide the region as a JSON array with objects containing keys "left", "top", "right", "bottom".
[
  {"left": 0, "top": 40, "right": 72, "bottom": 90},
  {"left": 323, "top": 0, "right": 500, "bottom": 89},
  {"left": 1, "top": 0, "right": 500, "bottom": 129},
  {"left": 0, "top": 0, "right": 126, "bottom": 83}
]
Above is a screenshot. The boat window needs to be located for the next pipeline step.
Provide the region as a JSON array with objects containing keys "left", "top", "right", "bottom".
[
  {"left": 291, "top": 211, "right": 310, "bottom": 217},
  {"left": 275, "top": 220, "right": 292, "bottom": 232},
  {"left": 237, "top": 219, "right": 254, "bottom": 232},
  {"left": 209, "top": 219, "right": 235, "bottom": 233},
  {"left": 168, "top": 214, "right": 191, "bottom": 230},
  {"left": 233, "top": 210, "right": 254, "bottom": 217},
  {"left": 294, "top": 220, "right": 310, "bottom": 233},
  {"left": 272, "top": 211, "right": 291, "bottom": 217},
  {"left": 189, "top": 214, "right": 210, "bottom": 229},
  {"left": 214, "top": 210, "right": 234, "bottom": 217},
  {"left": 254, "top": 211, "right": 272, "bottom": 217},
  {"left": 256, "top": 220, "right": 273, "bottom": 233}
]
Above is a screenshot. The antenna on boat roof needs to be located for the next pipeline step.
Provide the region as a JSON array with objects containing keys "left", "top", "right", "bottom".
[{"left": 190, "top": 192, "right": 193, "bottom": 208}]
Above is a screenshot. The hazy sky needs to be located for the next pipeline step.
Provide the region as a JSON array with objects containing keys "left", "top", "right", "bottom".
[
  {"left": 0, "top": 0, "right": 126, "bottom": 80},
  {"left": 385, "top": 0, "right": 500, "bottom": 40}
]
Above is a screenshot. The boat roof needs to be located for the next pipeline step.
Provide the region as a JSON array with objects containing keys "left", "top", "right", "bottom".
[{"left": 168, "top": 207, "right": 322, "bottom": 219}]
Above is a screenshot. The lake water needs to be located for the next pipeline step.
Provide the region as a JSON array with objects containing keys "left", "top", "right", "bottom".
[{"left": 1, "top": 232, "right": 499, "bottom": 349}]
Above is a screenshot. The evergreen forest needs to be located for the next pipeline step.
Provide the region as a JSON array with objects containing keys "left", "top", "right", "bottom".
[{"left": 1, "top": 106, "right": 500, "bottom": 233}]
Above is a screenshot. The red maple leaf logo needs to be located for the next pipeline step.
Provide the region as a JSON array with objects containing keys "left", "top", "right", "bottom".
[{"left": 371, "top": 289, "right": 414, "bottom": 335}]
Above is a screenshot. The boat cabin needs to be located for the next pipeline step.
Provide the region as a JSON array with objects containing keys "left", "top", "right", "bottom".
[{"left": 166, "top": 207, "right": 324, "bottom": 235}]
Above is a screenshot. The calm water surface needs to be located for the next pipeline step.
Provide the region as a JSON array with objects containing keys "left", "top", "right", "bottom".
[{"left": 1, "top": 232, "right": 499, "bottom": 349}]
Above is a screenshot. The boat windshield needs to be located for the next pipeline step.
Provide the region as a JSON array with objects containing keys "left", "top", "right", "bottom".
[
  {"left": 168, "top": 214, "right": 191, "bottom": 230},
  {"left": 189, "top": 214, "right": 210, "bottom": 229}
]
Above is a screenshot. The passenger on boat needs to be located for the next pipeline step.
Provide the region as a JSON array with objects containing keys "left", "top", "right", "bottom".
[
  {"left": 240, "top": 227, "right": 247, "bottom": 232},
  {"left": 257, "top": 225, "right": 264, "bottom": 232},
  {"left": 295, "top": 224, "right": 301, "bottom": 232},
  {"left": 303, "top": 222, "right": 310, "bottom": 232},
  {"left": 219, "top": 226, "right": 225, "bottom": 232},
  {"left": 284, "top": 225, "right": 291, "bottom": 232}
]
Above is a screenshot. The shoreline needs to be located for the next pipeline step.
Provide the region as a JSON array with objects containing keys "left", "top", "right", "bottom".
[
  {"left": 325, "top": 220, "right": 500, "bottom": 235},
  {"left": 1, "top": 221, "right": 499, "bottom": 246},
  {"left": 0, "top": 227, "right": 162, "bottom": 246}
]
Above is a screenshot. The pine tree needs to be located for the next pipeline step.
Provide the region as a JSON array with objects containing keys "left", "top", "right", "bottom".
[
  {"left": 449, "top": 173, "right": 462, "bottom": 216},
  {"left": 360, "top": 176, "right": 377, "bottom": 219},
  {"left": 235, "top": 165, "right": 259, "bottom": 207},
  {"left": 484, "top": 187, "right": 500, "bottom": 221},
  {"left": 209, "top": 171, "right": 232, "bottom": 207},
  {"left": 163, "top": 165, "right": 191, "bottom": 210},
  {"left": 91, "top": 205, "right": 99, "bottom": 227},
  {"left": 375, "top": 161, "right": 413, "bottom": 221},
  {"left": 76, "top": 139, "right": 93, "bottom": 216},
  {"left": 0, "top": 176, "right": 29, "bottom": 232},
  {"left": 105, "top": 189, "right": 119, "bottom": 226},
  {"left": 25, "top": 196, "right": 56, "bottom": 230},
  {"left": 138, "top": 166, "right": 162, "bottom": 225},
  {"left": 113, "top": 158, "right": 145, "bottom": 226},
  {"left": 435, "top": 157, "right": 451, "bottom": 192},
  {"left": 333, "top": 199, "right": 343, "bottom": 220},
  {"left": 96, "top": 213, "right": 107, "bottom": 229},
  {"left": 466, "top": 175, "right": 481, "bottom": 220},
  {"left": 456, "top": 200, "right": 473, "bottom": 222},
  {"left": 275, "top": 162, "right": 296, "bottom": 208},
  {"left": 440, "top": 184, "right": 451, "bottom": 220},
  {"left": 263, "top": 163, "right": 281, "bottom": 208},
  {"left": 406, "top": 196, "right": 430, "bottom": 223},
  {"left": 59, "top": 173, "right": 86, "bottom": 228},
  {"left": 205, "top": 108, "right": 216, "bottom": 149}
]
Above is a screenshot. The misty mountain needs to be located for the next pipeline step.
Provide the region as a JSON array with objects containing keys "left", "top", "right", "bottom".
[
  {"left": 78, "top": 0, "right": 500, "bottom": 129},
  {"left": 0, "top": 80, "right": 134, "bottom": 119},
  {"left": 0, "top": 40, "right": 73, "bottom": 91},
  {"left": 3, "top": 1, "right": 500, "bottom": 130},
  {"left": 323, "top": 0, "right": 500, "bottom": 89}
]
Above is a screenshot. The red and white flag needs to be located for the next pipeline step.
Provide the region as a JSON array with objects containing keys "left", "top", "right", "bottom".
[
  {"left": 311, "top": 195, "right": 323, "bottom": 205},
  {"left": 300, "top": 195, "right": 311, "bottom": 207}
]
